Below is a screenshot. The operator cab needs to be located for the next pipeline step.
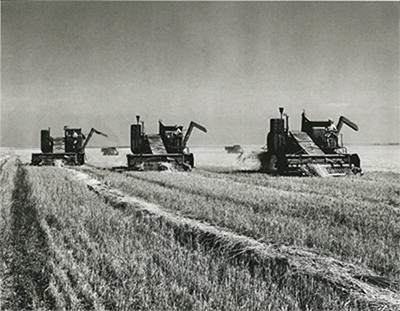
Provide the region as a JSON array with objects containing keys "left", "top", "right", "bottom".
[{"left": 301, "top": 112, "right": 340, "bottom": 153}]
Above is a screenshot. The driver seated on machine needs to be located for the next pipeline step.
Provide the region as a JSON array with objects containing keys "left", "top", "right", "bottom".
[
  {"left": 72, "top": 131, "right": 79, "bottom": 146},
  {"left": 325, "top": 119, "right": 337, "bottom": 134},
  {"left": 174, "top": 128, "right": 183, "bottom": 137},
  {"left": 325, "top": 119, "right": 338, "bottom": 148}
]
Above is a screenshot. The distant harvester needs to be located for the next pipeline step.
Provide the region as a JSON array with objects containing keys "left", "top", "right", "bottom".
[
  {"left": 101, "top": 147, "right": 119, "bottom": 156},
  {"left": 225, "top": 145, "right": 244, "bottom": 154}
]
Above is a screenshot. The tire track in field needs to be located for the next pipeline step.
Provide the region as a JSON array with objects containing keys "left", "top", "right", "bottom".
[
  {"left": 68, "top": 168, "right": 400, "bottom": 310},
  {"left": 4, "top": 162, "right": 55, "bottom": 310},
  {"left": 0, "top": 157, "right": 9, "bottom": 174},
  {"left": 0, "top": 156, "right": 15, "bottom": 309}
]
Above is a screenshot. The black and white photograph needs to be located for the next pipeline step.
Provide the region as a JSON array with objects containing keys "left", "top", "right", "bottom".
[{"left": 1, "top": 0, "right": 399, "bottom": 310}]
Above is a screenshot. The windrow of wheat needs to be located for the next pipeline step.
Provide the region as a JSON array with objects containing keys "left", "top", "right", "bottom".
[
  {"left": 0, "top": 157, "right": 19, "bottom": 307},
  {"left": 3, "top": 165, "right": 354, "bottom": 310},
  {"left": 81, "top": 167, "right": 400, "bottom": 284}
]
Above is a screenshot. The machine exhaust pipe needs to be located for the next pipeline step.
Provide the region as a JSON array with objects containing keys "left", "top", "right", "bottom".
[
  {"left": 285, "top": 114, "right": 289, "bottom": 132},
  {"left": 278, "top": 107, "right": 289, "bottom": 132},
  {"left": 279, "top": 107, "right": 284, "bottom": 119}
]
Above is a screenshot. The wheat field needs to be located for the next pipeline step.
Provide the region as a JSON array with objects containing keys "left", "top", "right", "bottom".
[{"left": 0, "top": 150, "right": 399, "bottom": 310}]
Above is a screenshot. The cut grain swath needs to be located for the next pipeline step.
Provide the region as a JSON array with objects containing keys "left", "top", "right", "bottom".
[{"left": 66, "top": 168, "right": 400, "bottom": 310}]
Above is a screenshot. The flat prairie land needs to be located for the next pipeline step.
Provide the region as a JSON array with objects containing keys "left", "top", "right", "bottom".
[{"left": 0, "top": 154, "right": 399, "bottom": 310}]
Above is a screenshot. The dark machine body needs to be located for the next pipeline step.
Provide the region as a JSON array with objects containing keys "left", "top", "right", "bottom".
[
  {"left": 127, "top": 116, "right": 207, "bottom": 171},
  {"left": 260, "top": 108, "right": 362, "bottom": 177},
  {"left": 31, "top": 127, "right": 107, "bottom": 166},
  {"left": 225, "top": 145, "right": 244, "bottom": 154},
  {"left": 101, "top": 147, "right": 119, "bottom": 156}
]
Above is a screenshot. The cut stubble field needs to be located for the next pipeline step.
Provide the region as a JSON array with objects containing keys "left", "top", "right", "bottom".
[
  {"left": 83, "top": 166, "right": 400, "bottom": 280},
  {"left": 0, "top": 155, "right": 399, "bottom": 310}
]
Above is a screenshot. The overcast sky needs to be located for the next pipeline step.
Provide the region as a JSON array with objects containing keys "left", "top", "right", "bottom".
[{"left": 1, "top": 1, "right": 399, "bottom": 147}]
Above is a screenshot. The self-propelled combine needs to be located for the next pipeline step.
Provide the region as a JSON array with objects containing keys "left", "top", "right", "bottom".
[
  {"left": 127, "top": 116, "right": 207, "bottom": 171},
  {"left": 31, "top": 126, "right": 107, "bottom": 166},
  {"left": 259, "top": 108, "right": 362, "bottom": 177}
]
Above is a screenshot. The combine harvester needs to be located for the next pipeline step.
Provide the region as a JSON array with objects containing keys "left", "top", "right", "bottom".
[
  {"left": 259, "top": 107, "right": 362, "bottom": 177},
  {"left": 127, "top": 116, "right": 207, "bottom": 171},
  {"left": 101, "top": 147, "right": 119, "bottom": 156},
  {"left": 31, "top": 126, "right": 107, "bottom": 166},
  {"left": 225, "top": 145, "right": 244, "bottom": 154}
]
